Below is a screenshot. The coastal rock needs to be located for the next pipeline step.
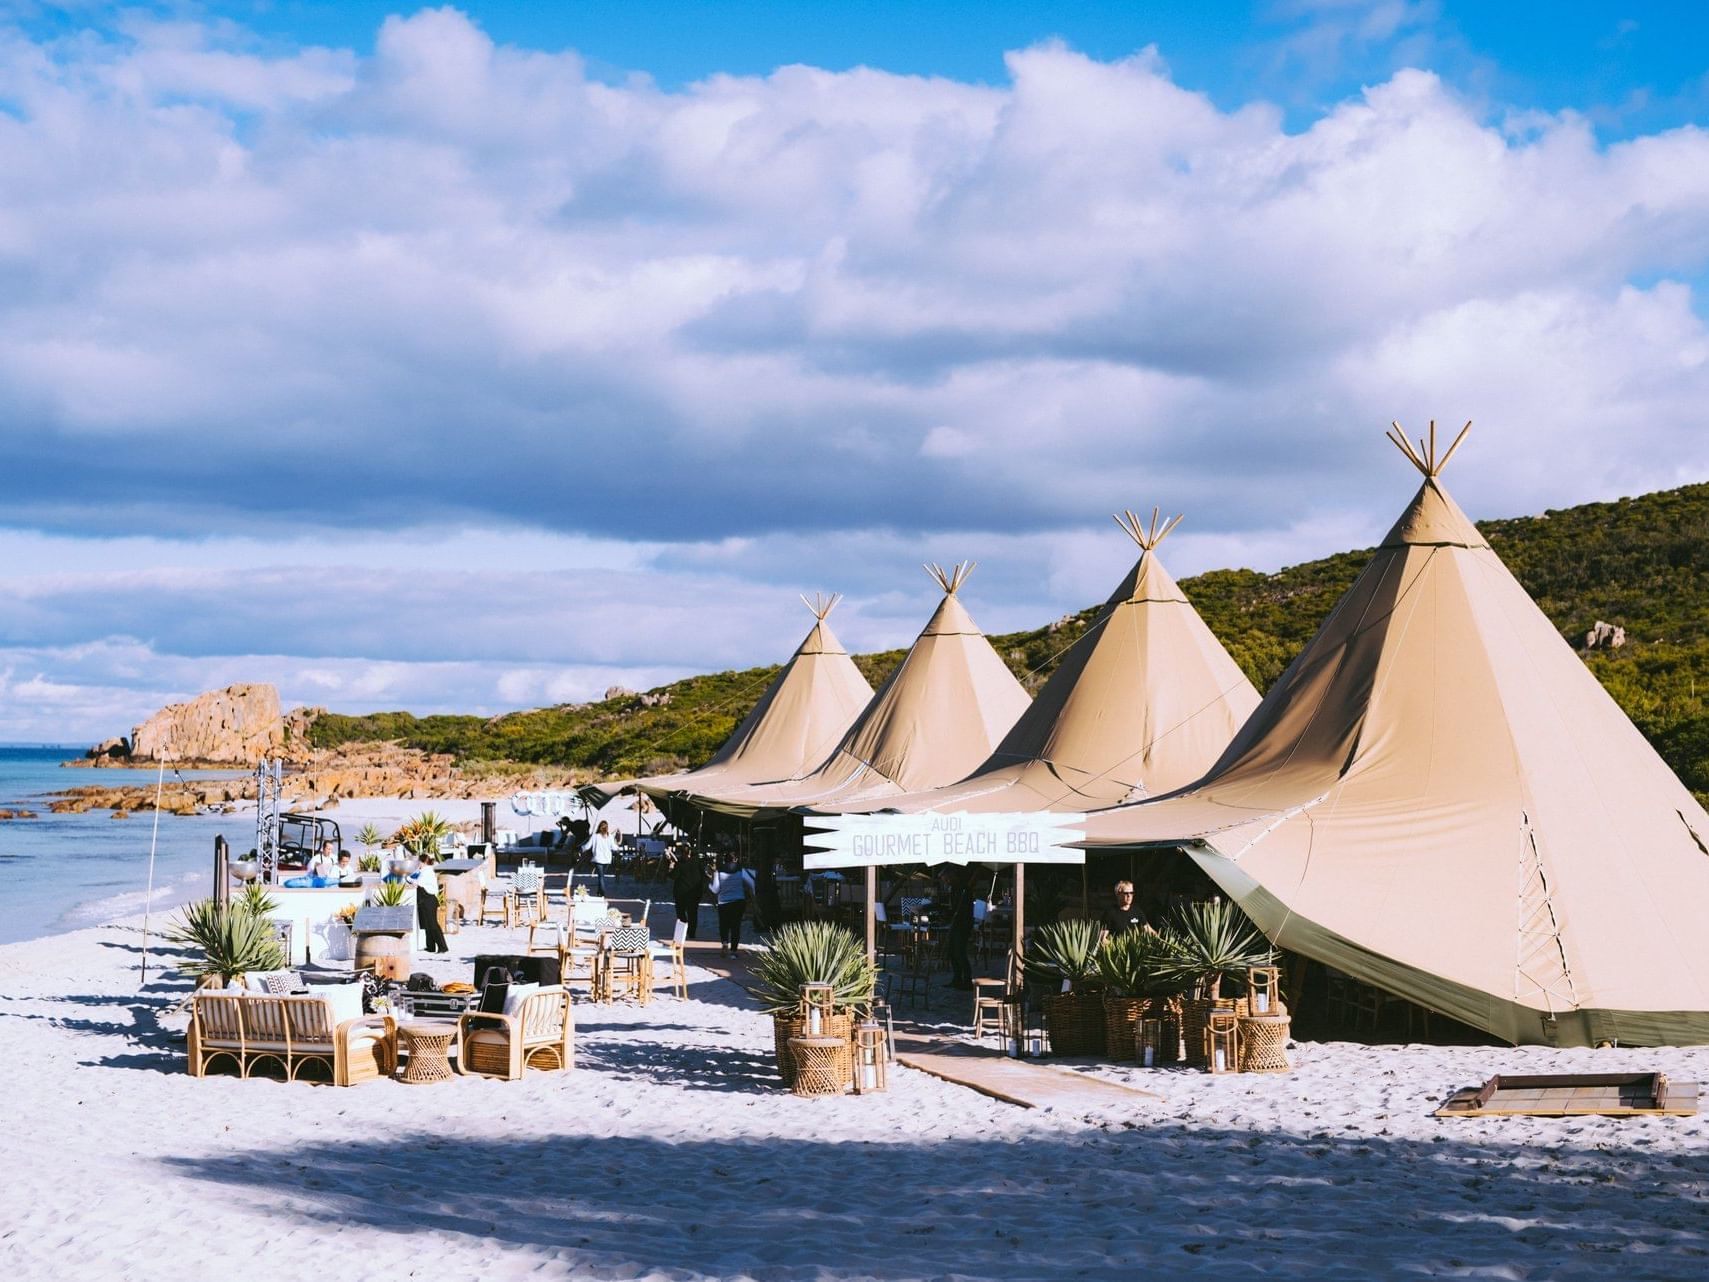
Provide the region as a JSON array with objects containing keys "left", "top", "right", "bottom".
[
  {"left": 604, "top": 686, "right": 636, "bottom": 701},
  {"left": 1584, "top": 620, "right": 1627, "bottom": 651},
  {"left": 129, "top": 684, "right": 285, "bottom": 764},
  {"left": 86, "top": 737, "right": 131, "bottom": 761}
]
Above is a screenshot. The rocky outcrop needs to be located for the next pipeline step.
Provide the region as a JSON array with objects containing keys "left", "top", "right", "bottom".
[
  {"left": 86, "top": 737, "right": 131, "bottom": 761},
  {"left": 49, "top": 741, "right": 581, "bottom": 816},
  {"left": 1584, "top": 621, "right": 1628, "bottom": 651},
  {"left": 128, "top": 684, "right": 288, "bottom": 764},
  {"left": 604, "top": 686, "right": 636, "bottom": 701}
]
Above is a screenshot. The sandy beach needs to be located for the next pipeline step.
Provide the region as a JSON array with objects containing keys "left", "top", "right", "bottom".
[{"left": 3, "top": 886, "right": 1708, "bottom": 1282}]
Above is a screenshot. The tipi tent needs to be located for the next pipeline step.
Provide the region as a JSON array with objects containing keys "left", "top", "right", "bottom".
[
  {"left": 813, "top": 510, "right": 1260, "bottom": 816},
  {"left": 678, "top": 563, "right": 1032, "bottom": 820},
  {"left": 580, "top": 594, "right": 873, "bottom": 808},
  {"left": 1081, "top": 424, "right": 1709, "bottom": 1047}
]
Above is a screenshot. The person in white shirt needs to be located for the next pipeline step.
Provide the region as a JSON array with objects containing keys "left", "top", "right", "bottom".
[
  {"left": 709, "top": 855, "right": 757, "bottom": 956},
  {"left": 589, "top": 820, "right": 617, "bottom": 895},
  {"left": 413, "top": 852, "right": 449, "bottom": 954}
]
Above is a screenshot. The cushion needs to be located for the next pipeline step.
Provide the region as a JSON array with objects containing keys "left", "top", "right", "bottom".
[
  {"left": 243, "top": 969, "right": 295, "bottom": 993},
  {"left": 321, "top": 982, "right": 365, "bottom": 1027},
  {"left": 260, "top": 971, "right": 300, "bottom": 996},
  {"left": 503, "top": 982, "right": 539, "bottom": 1017}
]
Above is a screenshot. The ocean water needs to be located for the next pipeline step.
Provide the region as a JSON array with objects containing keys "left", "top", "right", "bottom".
[{"left": 0, "top": 746, "right": 252, "bottom": 945}]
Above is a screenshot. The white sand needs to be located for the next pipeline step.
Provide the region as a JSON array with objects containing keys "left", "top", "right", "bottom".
[{"left": 4, "top": 904, "right": 1709, "bottom": 1281}]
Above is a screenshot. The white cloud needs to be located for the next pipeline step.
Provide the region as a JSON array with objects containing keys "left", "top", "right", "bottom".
[{"left": 0, "top": 9, "right": 1707, "bottom": 738}]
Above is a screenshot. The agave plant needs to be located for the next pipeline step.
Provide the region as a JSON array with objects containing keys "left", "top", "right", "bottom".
[
  {"left": 392, "top": 810, "right": 454, "bottom": 857},
  {"left": 356, "top": 823, "right": 384, "bottom": 854},
  {"left": 747, "top": 921, "right": 876, "bottom": 1015},
  {"left": 371, "top": 879, "right": 413, "bottom": 908},
  {"left": 1095, "top": 926, "right": 1186, "bottom": 998},
  {"left": 1022, "top": 919, "right": 1105, "bottom": 991},
  {"left": 166, "top": 898, "right": 286, "bottom": 984},
  {"left": 1159, "top": 899, "right": 1272, "bottom": 999},
  {"left": 358, "top": 853, "right": 381, "bottom": 873},
  {"left": 236, "top": 882, "right": 279, "bottom": 919}
]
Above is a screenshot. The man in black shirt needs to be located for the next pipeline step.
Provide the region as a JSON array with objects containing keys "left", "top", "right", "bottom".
[{"left": 1099, "top": 880, "right": 1148, "bottom": 939}]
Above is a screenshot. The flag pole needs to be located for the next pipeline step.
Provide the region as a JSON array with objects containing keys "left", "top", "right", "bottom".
[{"left": 139, "top": 753, "right": 167, "bottom": 987}]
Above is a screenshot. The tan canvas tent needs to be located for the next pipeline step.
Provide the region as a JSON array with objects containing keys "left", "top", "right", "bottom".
[
  {"left": 580, "top": 594, "right": 873, "bottom": 808},
  {"left": 812, "top": 510, "right": 1260, "bottom": 816},
  {"left": 675, "top": 563, "right": 1032, "bottom": 820},
  {"left": 1081, "top": 424, "right": 1709, "bottom": 1047}
]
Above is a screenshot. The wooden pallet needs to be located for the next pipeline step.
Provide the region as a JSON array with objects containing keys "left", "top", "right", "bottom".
[{"left": 1436, "top": 1072, "right": 1699, "bottom": 1118}]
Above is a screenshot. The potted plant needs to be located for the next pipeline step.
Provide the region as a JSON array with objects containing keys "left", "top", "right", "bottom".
[
  {"left": 1095, "top": 927, "right": 1185, "bottom": 1062},
  {"left": 1160, "top": 899, "right": 1271, "bottom": 1067},
  {"left": 166, "top": 897, "right": 286, "bottom": 988},
  {"left": 371, "top": 879, "right": 412, "bottom": 908},
  {"left": 748, "top": 921, "right": 876, "bottom": 1085},
  {"left": 1024, "top": 919, "right": 1106, "bottom": 1056},
  {"left": 356, "top": 823, "right": 384, "bottom": 859}
]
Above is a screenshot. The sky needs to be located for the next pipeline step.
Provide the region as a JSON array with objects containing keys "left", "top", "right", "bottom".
[{"left": 1, "top": 1, "right": 1707, "bottom": 744}]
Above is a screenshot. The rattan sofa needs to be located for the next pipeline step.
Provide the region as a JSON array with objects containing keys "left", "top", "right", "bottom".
[{"left": 188, "top": 991, "right": 397, "bottom": 1085}]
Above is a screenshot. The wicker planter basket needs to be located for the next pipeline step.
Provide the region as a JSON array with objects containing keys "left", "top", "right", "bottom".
[
  {"left": 1180, "top": 997, "right": 1241, "bottom": 1068},
  {"left": 1101, "top": 995, "right": 1150, "bottom": 1062},
  {"left": 772, "top": 1011, "right": 853, "bottom": 1086},
  {"left": 1044, "top": 991, "right": 1106, "bottom": 1057}
]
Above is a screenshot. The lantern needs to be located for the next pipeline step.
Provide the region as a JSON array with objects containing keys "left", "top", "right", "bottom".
[
  {"left": 854, "top": 1021, "right": 888, "bottom": 1094},
  {"left": 798, "top": 982, "right": 835, "bottom": 1037},
  {"left": 1206, "top": 1010, "right": 1240, "bottom": 1074},
  {"left": 1247, "top": 965, "right": 1283, "bottom": 1016},
  {"left": 1135, "top": 1018, "right": 1164, "bottom": 1068}
]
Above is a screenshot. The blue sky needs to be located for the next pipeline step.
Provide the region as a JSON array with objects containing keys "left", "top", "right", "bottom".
[
  {"left": 20, "top": 1, "right": 1709, "bottom": 136},
  {"left": 0, "top": 1, "right": 1707, "bottom": 742}
]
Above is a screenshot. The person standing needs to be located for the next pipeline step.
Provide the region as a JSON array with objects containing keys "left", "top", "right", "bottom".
[
  {"left": 946, "top": 866, "right": 976, "bottom": 990},
  {"left": 671, "top": 849, "right": 705, "bottom": 940},
  {"left": 589, "top": 820, "right": 616, "bottom": 896},
  {"left": 1099, "top": 880, "right": 1148, "bottom": 940},
  {"left": 709, "top": 855, "right": 756, "bottom": 957},
  {"left": 413, "top": 852, "right": 450, "bottom": 954}
]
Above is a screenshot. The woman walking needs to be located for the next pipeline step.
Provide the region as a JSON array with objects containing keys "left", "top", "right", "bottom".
[
  {"left": 709, "top": 854, "right": 756, "bottom": 957},
  {"left": 589, "top": 820, "right": 616, "bottom": 896},
  {"left": 671, "top": 849, "right": 705, "bottom": 940}
]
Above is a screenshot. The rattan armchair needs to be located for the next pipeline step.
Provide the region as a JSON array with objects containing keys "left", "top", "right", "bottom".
[{"left": 456, "top": 986, "right": 575, "bottom": 1080}]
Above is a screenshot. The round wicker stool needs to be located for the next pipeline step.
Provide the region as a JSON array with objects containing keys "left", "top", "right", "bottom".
[
  {"left": 399, "top": 1021, "right": 457, "bottom": 1084},
  {"left": 787, "top": 1035, "right": 849, "bottom": 1097},
  {"left": 1237, "top": 1014, "right": 1292, "bottom": 1074}
]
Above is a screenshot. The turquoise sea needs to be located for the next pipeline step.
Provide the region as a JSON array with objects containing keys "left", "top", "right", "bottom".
[{"left": 0, "top": 746, "right": 250, "bottom": 945}]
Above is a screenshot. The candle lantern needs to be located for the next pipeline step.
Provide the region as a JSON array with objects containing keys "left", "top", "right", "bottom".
[
  {"left": 1206, "top": 1010, "right": 1240, "bottom": 1074},
  {"left": 1247, "top": 965, "right": 1283, "bottom": 1016},
  {"left": 798, "top": 983, "right": 835, "bottom": 1037},
  {"left": 1135, "top": 1018, "right": 1165, "bottom": 1068},
  {"left": 854, "top": 1021, "right": 888, "bottom": 1094}
]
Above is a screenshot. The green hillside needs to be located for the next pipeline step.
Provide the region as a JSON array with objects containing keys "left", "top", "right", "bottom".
[{"left": 309, "top": 481, "right": 1709, "bottom": 802}]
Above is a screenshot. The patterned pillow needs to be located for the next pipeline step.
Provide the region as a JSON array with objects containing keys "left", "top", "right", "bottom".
[
  {"left": 609, "top": 925, "right": 651, "bottom": 953},
  {"left": 260, "top": 971, "right": 298, "bottom": 995}
]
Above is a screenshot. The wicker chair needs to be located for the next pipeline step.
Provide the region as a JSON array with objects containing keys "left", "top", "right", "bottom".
[
  {"left": 187, "top": 992, "right": 396, "bottom": 1086},
  {"left": 456, "top": 986, "right": 575, "bottom": 1080}
]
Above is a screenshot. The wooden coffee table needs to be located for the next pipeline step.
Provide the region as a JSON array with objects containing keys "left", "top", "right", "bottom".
[{"left": 398, "top": 1020, "right": 458, "bottom": 1084}]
